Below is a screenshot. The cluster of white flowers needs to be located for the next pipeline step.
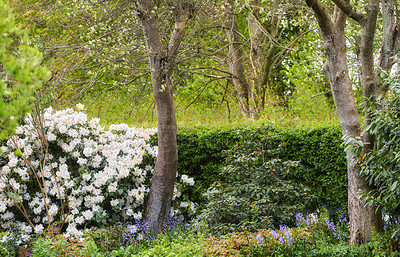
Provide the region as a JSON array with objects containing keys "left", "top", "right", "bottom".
[{"left": 0, "top": 104, "right": 195, "bottom": 239}]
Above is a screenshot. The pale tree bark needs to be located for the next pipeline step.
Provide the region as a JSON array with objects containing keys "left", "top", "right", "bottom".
[
  {"left": 224, "top": 0, "right": 252, "bottom": 118},
  {"left": 304, "top": 0, "right": 382, "bottom": 243},
  {"left": 136, "top": 0, "right": 191, "bottom": 233},
  {"left": 330, "top": 0, "right": 400, "bottom": 242},
  {"left": 222, "top": 0, "right": 308, "bottom": 119}
]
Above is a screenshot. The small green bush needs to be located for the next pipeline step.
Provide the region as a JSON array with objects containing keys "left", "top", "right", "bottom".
[{"left": 32, "top": 238, "right": 56, "bottom": 257}]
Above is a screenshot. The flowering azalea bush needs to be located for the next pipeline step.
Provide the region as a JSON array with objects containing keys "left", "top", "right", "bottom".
[{"left": 0, "top": 104, "right": 195, "bottom": 240}]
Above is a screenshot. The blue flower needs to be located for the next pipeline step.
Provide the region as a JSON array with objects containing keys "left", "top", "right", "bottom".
[
  {"left": 256, "top": 231, "right": 263, "bottom": 244},
  {"left": 295, "top": 212, "right": 305, "bottom": 226}
]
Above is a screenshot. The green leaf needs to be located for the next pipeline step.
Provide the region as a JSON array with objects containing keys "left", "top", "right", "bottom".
[
  {"left": 14, "top": 147, "right": 23, "bottom": 156},
  {"left": 390, "top": 181, "right": 398, "bottom": 192}
]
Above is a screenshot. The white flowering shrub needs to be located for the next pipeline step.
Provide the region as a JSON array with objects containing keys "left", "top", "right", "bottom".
[{"left": 0, "top": 104, "right": 195, "bottom": 238}]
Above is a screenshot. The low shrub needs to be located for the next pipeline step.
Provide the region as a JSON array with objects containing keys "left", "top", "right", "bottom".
[{"left": 31, "top": 235, "right": 103, "bottom": 257}]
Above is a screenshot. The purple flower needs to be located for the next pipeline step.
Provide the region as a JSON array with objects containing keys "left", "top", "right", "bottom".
[
  {"left": 278, "top": 224, "right": 293, "bottom": 245},
  {"left": 337, "top": 213, "right": 349, "bottom": 227},
  {"left": 124, "top": 219, "right": 155, "bottom": 244},
  {"left": 163, "top": 215, "right": 184, "bottom": 233},
  {"left": 270, "top": 229, "right": 279, "bottom": 239},
  {"left": 256, "top": 231, "right": 263, "bottom": 244},
  {"left": 295, "top": 213, "right": 305, "bottom": 226}
]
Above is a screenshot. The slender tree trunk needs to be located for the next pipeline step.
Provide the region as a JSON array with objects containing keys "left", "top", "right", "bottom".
[
  {"left": 379, "top": 0, "right": 400, "bottom": 93},
  {"left": 137, "top": 0, "right": 190, "bottom": 233}
]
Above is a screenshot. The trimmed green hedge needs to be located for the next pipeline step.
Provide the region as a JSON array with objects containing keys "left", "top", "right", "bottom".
[
  {"left": 152, "top": 125, "right": 347, "bottom": 213},
  {"left": 274, "top": 126, "right": 347, "bottom": 212},
  {"left": 176, "top": 127, "right": 240, "bottom": 202}
]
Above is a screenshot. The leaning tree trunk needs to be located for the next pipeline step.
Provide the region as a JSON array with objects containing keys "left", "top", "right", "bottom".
[
  {"left": 305, "top": 0, "right": 382, "bottom": 243},
  {"left": 137, "top": 0, "right": 190, "bottom": 233}
]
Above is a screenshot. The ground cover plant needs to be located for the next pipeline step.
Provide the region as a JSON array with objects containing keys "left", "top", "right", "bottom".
[{"left": 10, "top": 211, "right": 395, "bottom": 257}]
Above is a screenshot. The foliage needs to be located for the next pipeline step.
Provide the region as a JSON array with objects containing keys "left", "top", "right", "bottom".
[
  {"left": 128, "top": 231, "right": 205, "bottom": 257},
  {"left": 0, "top": 0, "right": 50, "bottom": 140},
  {"left": 174, "top": 125, "right": 347, "bottom": 214},
  {"left": 202, "top": 211, "right": 369, "bottom": 257},
  {"left": 276, "top": 126, "right": 348, "bottom": 212},
  {"left": 363, "top": 225, "right": 400, "bottom": 257},
  {"left": 0, "top": 105, "right": 195, "bottom": 240},
  {"left": 173, "top": 127, "right": 239, "bottom": 204},
  {"left": 23, "top": 213, "right": 400, "bottom": 256},
  {"left": 0, "top": 243, "right": 10, "bottom": 257},
  {"left": 32, "top": 237, "right": 56, "bottom": 257},
  {"left": 197, "top": 126, "right": 316, "bottom": 234},
  {"left": 0, "top": 222, "right": 30, "bottom": 256},
  {"left": 31, "top": 235, "right": 103, "bottom": 257},
  {"left": 84, "top": 225, "right": 125, "bottom": 254},
  {"left": 344, "top": 78, "right": 400, "bottom": 243}
]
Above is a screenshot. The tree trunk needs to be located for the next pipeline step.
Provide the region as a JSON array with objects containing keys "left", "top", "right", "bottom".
[
  {"left": 224, "top": 0, "right": 251, "bottom": 118},
  {"left": 137, "top": 0, "right": 190, "bottom": 233},
  {"left": 305, "top": 0, "right": 382, "bottom": 243},
  {"left": 145, "top": 65, "right": 178, "bottom": 232}
]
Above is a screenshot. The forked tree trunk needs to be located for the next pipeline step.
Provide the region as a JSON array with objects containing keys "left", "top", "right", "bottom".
[
  {"left": 224, "top": 0, "right": 252, "bottom": 118},
  {"left": 223, "top": 0, "right": 307, "bottom": 119},
  {"left": 305, "top": 0, "right": 382, "bottom": 243},
  {"left": 137, "top": 0, "right": 190, "bottom": 233}
]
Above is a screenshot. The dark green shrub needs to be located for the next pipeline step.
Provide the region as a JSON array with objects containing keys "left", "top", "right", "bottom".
[{"left": 198, "top": 126, "right": 316, "bottom": 234}]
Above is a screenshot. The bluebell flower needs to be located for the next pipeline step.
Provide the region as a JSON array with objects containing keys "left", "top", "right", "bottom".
[
  {"left": 278, "top": 224, "right": 293, "bottom": 245},
  {"left": 270, "top": 229, "right": 279, "bottom": 239},
  {"left": 295, "top": 212, "right": 305, "bottom": 226},
  {"left": 337, "top": 212, "right": 349, "bottom": 227},
  {"left": 163, "top": 215, "right": 184, "bottom": 233},
  {"left": 124, "top": 219, "right": 155, "bottom": 244},
  {"left": 256, "top": 231, "right": 263, "bottom": 244}
]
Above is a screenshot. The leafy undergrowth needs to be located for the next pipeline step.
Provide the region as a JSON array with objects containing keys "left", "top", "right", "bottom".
[{"left": 2, "top": 212, "right": 399, "bottom": 257}]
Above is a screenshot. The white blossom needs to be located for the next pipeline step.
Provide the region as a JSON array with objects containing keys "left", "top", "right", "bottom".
[{"left": 0, "top": 106, "right": 196, "bottom": 240}]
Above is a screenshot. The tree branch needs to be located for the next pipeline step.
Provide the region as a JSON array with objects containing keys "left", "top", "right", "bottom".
[{"left": 330, "top": 0, "right": 365, "bottom": 23}]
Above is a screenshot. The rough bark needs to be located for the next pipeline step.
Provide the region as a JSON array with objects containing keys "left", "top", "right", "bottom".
[
  {"left": 137, "top": 0, "right": 190, "bottom": 233},
  {"left": 224, "top": 0, "right": 251, "bottom": 118},
  {"left": 305, "top": 0, "right": 382, "bottom": 243}
]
